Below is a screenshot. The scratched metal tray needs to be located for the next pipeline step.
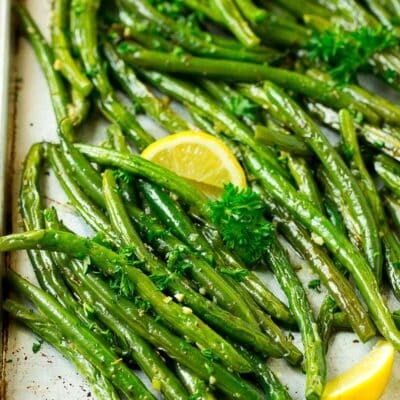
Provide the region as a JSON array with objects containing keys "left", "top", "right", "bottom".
[{"left": 1, "top": 1, "right": 400, "bottom": 398}]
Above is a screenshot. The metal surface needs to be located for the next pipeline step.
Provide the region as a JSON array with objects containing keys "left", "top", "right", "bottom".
[
  {"left": 0, "top": 0, "right": 11, "bottom": 393},
  {"left": 1, "top": 0, "right": 400, "bottom": 398}
]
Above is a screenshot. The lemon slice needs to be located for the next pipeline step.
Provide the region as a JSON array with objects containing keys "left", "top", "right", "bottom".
[
  {"left": 322, "top": 341, "right": 395, "bottom": 400},
  {"left": 141, "top": 131, "right": 247, "bottom": 193}
]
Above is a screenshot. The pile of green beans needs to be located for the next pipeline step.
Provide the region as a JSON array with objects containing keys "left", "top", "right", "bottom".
[{"left": 5, "top": 1, "right": 400, "bottom": 399}]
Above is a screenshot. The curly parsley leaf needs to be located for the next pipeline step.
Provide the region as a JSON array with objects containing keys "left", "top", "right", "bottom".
[
  {"left": 208, "top": 183, "right": 275, "bottom": 266},
  {"left": 32, "top": 339, "right": 44, "bottom": 354},
  {"left": 227, "top": 95, "right": 259, "bottom": 121},
  {"left": 306, "top": 26, "right": 398, "bottom": 83},
  {"left": 308, "top": 279, "right": 322, "bottom": 293}
]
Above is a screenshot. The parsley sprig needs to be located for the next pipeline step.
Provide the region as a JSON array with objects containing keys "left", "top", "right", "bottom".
[
  {"left": 306, "top": 26, "right": 398, "bottom": 83},
  {"left": 208, "top": 184, "right": 274, "bottom": 266}
]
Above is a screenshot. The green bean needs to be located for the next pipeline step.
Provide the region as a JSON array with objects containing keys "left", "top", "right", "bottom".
[
  {"left": 14, "top": 4, "right": 70, "bottom": 132},
  {"left": 361, "top": 1, "right": 392, "bottom": 29},
  {"left": 106, "top": 172, "right": 258, "bottom": 327},
  {"left": 243, "top": 147, "right": 400, "bottom": 348},
  {"left": 44, "top": 206, "right": 189, "bottom": 400},
  {"left": 318, "top": 168, "right": 361, "bottom": 251},
  {"left": 274, "top": 0, "right": 332, "bottom": 18},
  {"left": 138, "top": 178, "right": 297, "bottom": 328},
  {"left": 60, "top": 258, "right": 264, "bottom": 400},
  {"left": 235, "top": 0, "right": 268, "bottom": 24},
  {"left": 6, "top": 271, "right": 155, "bottom": 400},
  {"left": 21, "top": 146, "right": 115, "bottom": 347},
  {"left": 360, "top": 125, "right": 400, "bottom": 162},
  {"left": 47, "top": 144, "right": 119, "bottom": 243},
  {"left": 3, "top": 299, "right": 120, "bottom": 400},
  {"left": 332, "top": 310, "right": 400, "bottom": 331},
  {"left": 239, "top": 82, "right": 381, "bottom": 132},
  {"left": 0, "top": 229, "right": 252, "bottom": 373},
  {"left": 119, "top": 48, "right": 379, "bottom": 121},
  {"left": 307, "top": 68, "right": 400, "bottom": 125},
  {"left": 318, "top": 296, "right": 340, "bottom": 354},
  {"left": 210, "top": 0, "right": 260, "bottom": 46},
  {"left": 385, "top": 194, "right": 400, "bottom": 231},
  {"left": 323, "top": 196, "right": 347, "bottom": 234},
  {"left": 96, "top": 94, "right": 154, "bottom": 152},
  {"left": 374, "top": 154, "right": 400, "bottom": 197},
  {"left": 200, "top": 224, "right": 296, "bottom": 325},
  {"left": 135, "top": 207, "right": 303, "bottom": 365},
  {"left": 61, "top": 139, "right": 283, "bottom": 358},
  {"left": 339, "top": 109, "right": 384, "bottom": 225},
  {"left": 71, "top": 0, "right": 154, "bottom": 151},
  {"left": 266, "top": 237, "right": 326, "bottom": 400},
  {"left": 107, "top": 125, "right": 139, "bottom": 206},
  {"left": 68, "top": 87, "right": 91, "bottom": 126},
  {"left": 60, "top": 136, "right": 104, "bottom": 206},
  {"left": 51, "top": 0, "right": 92, "bottom": 96},
  {"left": 394, "top": 310, "right": 400, "bottom": 328},
  {"left": 387, "top": 0, "right": 400, "bottom": 16},
  {"left": 255, "top": 184, "right": 375, "bottom": 342},
  {"left": 286, "top": 158, "right": 344, "bottom": 355},
  {"left": 120, "top": 0, "right": 278, "bottom": 62},
  {"left": 70, "top": 0, "right": 110, "bottom": 94},
  {"left": 304, "top": 100, "right": 400, "bottom": 162},
  {"left": 200, "top": 79, "right": 262, "bottom": 126},
  {"left": 255, "top": 125, "right": 312, "bottom": 157},
  {"left": 51, "top": 145, "right": 264, "bottom": 358},
  {"left": 115, "top": 12, "right": 175, "bottom": 52},
  {"left": 236, "top": 346, "right": 293, "bottom": 400},
  {"left": 139, "top": 180, "right": 215, "bottom": 263},
  {"left": 20, "top": 144, "right": 91, "bottom": 314},
  {"left": 263, "top": 81, "right": 382, "bottom": 280},
  {"left": 180, "top": 0, "right": 225, "bottom": 23},
  {"left": 103, "top": 42, "right": 189, "bottom": 133},
  {"left": 126, "top": 206, "right": 299, "bottom": 363},
  {"left": 287, "top": 156, "right": 324, "bottom": 213},
  {"left": 175, "top": 363, "right": 216, "bottom": 400},
  {"left": 61, "top": 261, "right": 190, "bottom": 400}
]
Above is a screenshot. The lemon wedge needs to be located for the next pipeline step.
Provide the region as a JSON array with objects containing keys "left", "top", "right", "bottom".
[
  {"left": 141, "top": 131, "right": 247, "bottom": 194},
  {"left": 322, "top": 341, "right": 394, "bottom": 400}
]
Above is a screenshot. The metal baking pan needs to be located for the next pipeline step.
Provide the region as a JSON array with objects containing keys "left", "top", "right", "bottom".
[
  {"left": 0, "top": 1, "right": 11, "bottom": 396},
  {"left": 1, "top": 0, "right": 400, "bottom": 398}
]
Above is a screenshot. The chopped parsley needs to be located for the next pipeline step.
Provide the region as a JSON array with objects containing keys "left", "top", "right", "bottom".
[
  {"left": 227, "top": 95, "right": 259, "bottom": 121},
  {"left": 308, "top": 279, "right": 322, "bottom": 293},
  {"left": 32, "top": 339, "right": 44, "bottom": 354}
]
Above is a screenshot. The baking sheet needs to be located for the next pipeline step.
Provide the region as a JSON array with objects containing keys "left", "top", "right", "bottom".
[
  {"left": 1, "top": 0, "right": 400, "bottom": 398},
  {"left": 0, "top": 0, "right": 11, "bottom": 392}
]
